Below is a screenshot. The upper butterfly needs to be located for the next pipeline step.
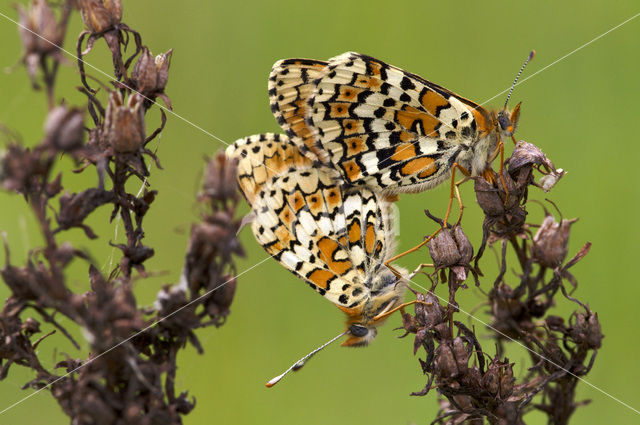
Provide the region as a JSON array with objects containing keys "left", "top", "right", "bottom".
[{"left": 269, "top": 52, "right": 531, "bottom": 194}]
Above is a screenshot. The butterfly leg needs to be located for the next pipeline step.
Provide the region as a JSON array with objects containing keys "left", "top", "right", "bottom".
[
  {"left": 384, "top": 227, "right": 442, "bottom": 279},
  {"left": 409, "top": 262, "right": 435, "bottom": 279},
  {"left": 372, "top": 299, "right": 431, "bottom": 323},
  {"left": 488, "top": 138, "right": 510, "bottom": 204},
  {"left": 443, "top": 163, "right": 470, "bottom": 228},
  {"left": 385, "top": 163, "right": 470, "bottom": 279}
]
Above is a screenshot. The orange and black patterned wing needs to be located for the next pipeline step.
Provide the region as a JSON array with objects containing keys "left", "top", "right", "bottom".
[
  {"left": 269, "top": 58, "right": 328, "bottom": 162},
  {"left": 225, "top": 133, "right": 313, "bottom": 204},
  {"left": 251, "top": 165, "right": 394, "bottom": 311},
  {"left": 306, "top": 52, "right": 493, "bottom": 194}
]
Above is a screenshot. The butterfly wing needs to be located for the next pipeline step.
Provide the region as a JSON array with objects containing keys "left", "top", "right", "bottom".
[
  {"left": 251, "top": 165, "right": 394, "bottom": 311},
  {"left": 269, "top": 58, "right": 328, "bottom": 162},
  {"left": 225, "top": 133, "right": 313, "bottom": 204},
  {"left": 306, "top": 52, "right": 492, "bottom": 193}
]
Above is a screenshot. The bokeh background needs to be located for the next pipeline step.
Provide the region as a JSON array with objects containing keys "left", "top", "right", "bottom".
[{"left": 1, "top": 1, "right": 639, "bottom": 424}]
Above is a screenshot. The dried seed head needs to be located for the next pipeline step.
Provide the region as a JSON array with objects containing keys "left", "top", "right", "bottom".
[
  {"left": 206, "top": 275, "right": 237, "bottom": 323},
  {"left": 532, "top": 214, "right": 577, "bottom": 268},
  {"left": 78, "top": 0, "right": 122, "bottom": 33},
  {"left": 44, "top": 106, "right": 85, "bottom": 151},
  {"left": 499, "top": 363, "right": 515, "bottom": 399},
  {"left": 452, "top": 226, "right": 473, "bottom": 264},
  {"left": 508, "top": 141, "right": 565, "bottom": 191},
  {"left": 200, "top": 152, "right": 240, "bottom": 205},
  {"left": 17, "top": 0, "right": 63, "bottom": 55},
  {"left": 434, "top": 342, "right": 457, "bottom": 379},
  {"left": 429, "top": 228, "right": 461, "bottom": 268},
  {"left": 570, "top": 312, "right": 603, "bottom": 349},
  {"left": 1, "top": 264, "right": 40, "bottom": 301},
  {"left": 0, "top": 145, "right": 49, "bottom": 194},
  {"left": 434, "top": 338, "right": 469, "bottom": 379},
  {"left": 103, "top": 91, "right": 145, "bottom": 153},
  {"left": 482, "top": 356, "right": 514, "bottom": 399},
  {"left": 428, "top": 225, "right": 474, "bottom": 282},
  {"left": 451, "top": 337, "right": 470, "bottom": 373},
  {"left": 132, "top": 47, "right": 172, "bottom": 95},
  {"left": 489, "top": 285, "right": 532, "bottom": 337},
  {"left": 474, "top": 169, "right": 519, "bottom": 217},
  {"left": 154, "top": 50, "right": 172, "bottom": 91},
  {"left": 509, "top": 141, "right": 551, "bottom": 173},
  {"left": 414, "top": 292, "right": 445, "bottom": 329}
]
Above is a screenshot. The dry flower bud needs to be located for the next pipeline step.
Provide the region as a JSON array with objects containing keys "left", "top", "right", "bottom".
[
  {"left": 545, "top": 315, "right": 566, "bottom": 331},
  {"left": 78, "top": 0, "right": 122, "bottom": 33},
  {"left": 532, "top": 214, "right": 577, "bottom": 268},
  {"left": 44, "top": 106, "right": 85, "bottom": 151},
  {"left": 56, "top": 189, "right": 114, "bottom": 237},
  {"left": 103, "top": 91, "right": 146, "bottom": 153},
  {"left": 21, "top": 317, "right": 41, "bottom": 336},
  {"left": 17, "top": 0, "right": 62, "bottom": 55},
  {"left": 132, "top": 47, "right": 172, "bottom": 94}
]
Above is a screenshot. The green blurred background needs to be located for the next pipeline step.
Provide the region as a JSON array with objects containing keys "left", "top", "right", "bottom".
[{"left": 1, "top": 1, "right": 639, "bottom": 423}]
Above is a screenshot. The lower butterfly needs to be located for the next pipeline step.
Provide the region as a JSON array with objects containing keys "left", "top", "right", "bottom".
[{"left": 226, "top": 133, "right": 413, "bottom": 385}]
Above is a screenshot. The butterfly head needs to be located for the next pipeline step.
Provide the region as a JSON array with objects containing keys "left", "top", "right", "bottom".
[
  {"left": 496, "top": 102, "right": 522, "bottom": 138},
  {"left": 339, "top": 268, "right": 407, "bottom": 347}
]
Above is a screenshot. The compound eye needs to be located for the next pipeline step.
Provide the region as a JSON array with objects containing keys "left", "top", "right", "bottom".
[
  {"left": 349, "top": 324, "right": 369, "bottom": 337},
  {"left": 498, "top": 114, "right": 511, "bottom": 131}
]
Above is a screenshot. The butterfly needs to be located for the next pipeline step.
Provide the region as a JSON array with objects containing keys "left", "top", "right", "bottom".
[
  {"left": 269, "top": 52, "right": 531, "bottom": 198},
  {"left": 226, "top": 133, "right": 407, "bottom": 348}
]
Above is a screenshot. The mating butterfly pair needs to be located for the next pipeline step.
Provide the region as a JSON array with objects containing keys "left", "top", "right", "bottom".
[{"left": 226, "top": 52, "right": 525, "bottom": 373}]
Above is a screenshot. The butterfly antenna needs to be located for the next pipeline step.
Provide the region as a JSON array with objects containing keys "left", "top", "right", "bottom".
[
  {"left": 504, "top": 50, "right": 535, "bottom": 109},
  {"left": 265, "top": 330, "right": 348, "bottom": 388}
]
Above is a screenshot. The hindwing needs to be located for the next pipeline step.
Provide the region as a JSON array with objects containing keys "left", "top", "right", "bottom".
[
  {"left": 251, "top": 165, "right": 394, "bottom": 311},
  {"left": 269, "top": 58, "right": 328, "bottom": 161}
]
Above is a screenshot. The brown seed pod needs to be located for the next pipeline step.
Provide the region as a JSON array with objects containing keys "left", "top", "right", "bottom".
[{"left": 103, "top": 91, "right": 146, "bottom": 153}]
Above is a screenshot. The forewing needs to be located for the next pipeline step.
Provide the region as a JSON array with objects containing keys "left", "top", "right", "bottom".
[
  {"left": 251, "top": 166, "right": 394, "bottom": 311},
  {"left": 225, "top": 133, "right": 312, "bottom": 204},
  {"left": 269, "top": 58, "right": 328, "bottom": 161},
  {"left": 307, "top": 52, "right": 485, "bottom": 193}
]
